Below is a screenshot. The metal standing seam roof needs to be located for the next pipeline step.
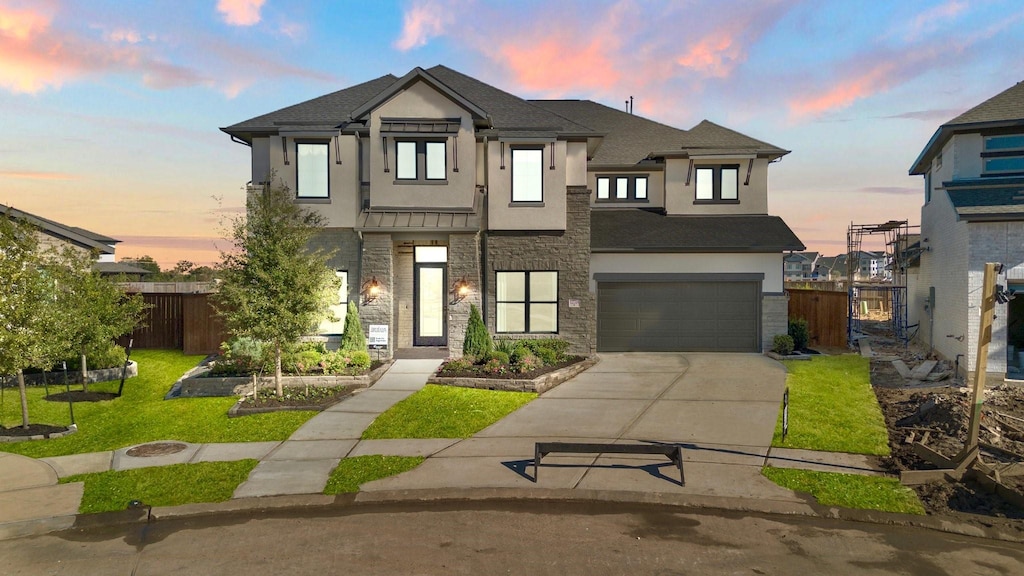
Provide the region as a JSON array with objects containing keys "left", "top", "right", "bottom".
[{"left": 591, "top": 210, "right": 805, "bottom": 252}]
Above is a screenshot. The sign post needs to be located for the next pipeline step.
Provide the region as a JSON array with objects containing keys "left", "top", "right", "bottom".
[{"left": 782, "top": 387, "right": 789, "bottom": 441}]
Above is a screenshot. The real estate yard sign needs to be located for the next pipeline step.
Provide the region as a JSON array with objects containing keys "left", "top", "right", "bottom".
[{"left": 368, "top": 325, "right": 388, "bottom": 348}]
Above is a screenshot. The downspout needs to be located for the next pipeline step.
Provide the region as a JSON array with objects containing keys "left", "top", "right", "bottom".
[{"left": 481, "top": 134, "right": 490, "bottom": 327}]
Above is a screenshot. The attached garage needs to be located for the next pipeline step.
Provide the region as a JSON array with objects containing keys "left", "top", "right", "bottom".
[{"left": 596, "top": 276, "right": 761, "bottom": 352}]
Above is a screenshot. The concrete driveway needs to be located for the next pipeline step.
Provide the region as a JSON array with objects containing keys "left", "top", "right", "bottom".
[{"left": 362, "top": 353, "right": 801, "bottom": 502}]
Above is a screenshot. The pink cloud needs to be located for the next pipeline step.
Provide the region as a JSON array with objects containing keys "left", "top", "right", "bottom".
[
  {"left": 394, "top": 0, "right": 456, "bottom": 51},
  {"left": 676, "top": 35, "right": 743, "bottom": 78},
  {"left": 0, "top": 170, "right": 75, "bottom": 180},
  {"left": 907, "top": 0, "right": 967, "bottom": 39},
  {"left": 217, "top": 0, "right": 265, "bottom": 27},
  {"left": 500, "top": 39, "right": 621, "bottom": 95},
  {"left": 788, "top": 60, "right": 902, "bottom": 118}
]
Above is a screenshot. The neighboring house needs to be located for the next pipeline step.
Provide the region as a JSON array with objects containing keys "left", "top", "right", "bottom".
[
  {"left": 0, "top": 203, "right": 149, "bottom": 276},
  {"left": 909, "top": 80, "right": 1024, "bottom": 381},
  {"left": 221, "top": 66, "right": 803, "bottom": 356},
  {"left": 783, "top": 251, "right": 819, "bottom": 281}
]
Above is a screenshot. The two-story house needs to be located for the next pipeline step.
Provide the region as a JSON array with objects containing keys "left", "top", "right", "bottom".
[
  {"left": 783, "top": 251, "right": 820, "bottom": 281},
  {"left": 909, "top": 80, "right": 1024, "bottom": 382},
  {"left": 222, "top": 66, "right": 803, "bottom": 357}
]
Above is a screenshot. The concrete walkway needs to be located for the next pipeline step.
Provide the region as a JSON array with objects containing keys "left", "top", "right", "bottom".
[{"left": 1, "top": 353, "right": 894, "bottom": 540}]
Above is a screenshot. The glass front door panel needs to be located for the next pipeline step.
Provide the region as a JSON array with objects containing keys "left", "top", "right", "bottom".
[{"left": 417, "top": 266, "right": 445, "bottom": 339}]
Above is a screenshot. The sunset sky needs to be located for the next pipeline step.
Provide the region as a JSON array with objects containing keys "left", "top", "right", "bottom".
[{"left": 2, "top": 0, "right": 1023, "bottom": 267}]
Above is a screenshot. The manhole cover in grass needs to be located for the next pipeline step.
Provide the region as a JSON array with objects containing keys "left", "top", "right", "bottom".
[{"left": 126, "top": 442, "right": 187, "bottom": 457}]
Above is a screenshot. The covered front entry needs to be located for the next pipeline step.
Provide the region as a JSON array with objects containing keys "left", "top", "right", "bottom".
[
  {"left": 597, "top": 279, "right": 761, "bottom": 352},
  {"left": 412, "top": 246, "right": 447, "bottom": 347}
]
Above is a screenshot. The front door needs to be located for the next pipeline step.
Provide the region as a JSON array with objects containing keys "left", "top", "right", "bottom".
[{"left": 414, "top": 261, "right": 447, "bottom": 346}]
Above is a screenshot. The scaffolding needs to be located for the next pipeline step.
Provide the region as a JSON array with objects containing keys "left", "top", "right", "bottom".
[{"left": 846, "top": 220, "right": 918, "bottom": 347}]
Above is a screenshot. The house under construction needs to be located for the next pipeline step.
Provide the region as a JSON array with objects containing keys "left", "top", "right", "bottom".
[{"left": 846, "top": 220, "right": 920, "bottom": 346}]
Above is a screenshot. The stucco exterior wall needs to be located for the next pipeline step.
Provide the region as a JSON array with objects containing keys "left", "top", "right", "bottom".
[
  {"left": 953, "top": 133, "right": 983, "bottom": 179},
  {"left": 487, "top": 139, "right": 568, "bottom": 231},
  {"left": 368, "top": 81, "right": 477, "bottom": 210},
  {"left": 566, "top": 141, "right": 588, "bottom": 187},
  {"left": 588, "top": 252, "right": 785, "bottom": 292},
  {"left": 663, "top": 157, "right": 770, "bottom": 215},
  {"left": 587, "top": 169, "right": 665, "bottom": 209}
]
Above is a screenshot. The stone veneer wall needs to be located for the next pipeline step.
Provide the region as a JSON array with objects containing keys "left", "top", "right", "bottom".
[
  {"left": 309, "top": 228, "right": 362, "bottom": 303},
  {"left": 360, "top": 233, "right": 394, "bottom": 357},
  {"left": 484, "top": 187, "right": 595, "bottom": 355},
  {"left": 761, "top": 293, "right": 789, "bottom": 353},
  {"left": 447, "top": 233, "right": 483, "bottom": 356}
]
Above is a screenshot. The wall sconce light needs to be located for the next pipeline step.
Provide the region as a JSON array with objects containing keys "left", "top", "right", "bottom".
[
  {"left": 451, "top": 277, "right": 471, "bottom": 304},
  {"left": 361, "top": 276, "right": 382, "bottom": 304}
]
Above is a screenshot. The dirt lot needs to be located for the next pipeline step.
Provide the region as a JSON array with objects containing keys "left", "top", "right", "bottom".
[{"left": 859, "top": 321, "right": 1024, "bottom": 528}]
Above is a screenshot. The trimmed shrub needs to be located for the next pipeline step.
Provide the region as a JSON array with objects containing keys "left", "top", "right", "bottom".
[
  {"left": 788, "top": 318, "right": 810, "bottom": 351},
  {"left": 439, "top": 357, "right": 473, "bottom": 374},
  {"left": 518, "top": 339, "right": 570, "bottom": 366},
  {"left": 340, "top": 301, "right": 367, "bottom": 352},
  {"left": 482, "top": 350, "right": 510, "bottom": 365},
  {"left": 772, "top": 334, "right": 795, "bottom": 355},
  {"left": 211, "top": 336, "right": 270, "bottom": 375},
  {"left": 493, "top": 337, "right": 522, "bottom": 356},
  {"left": 283, "top": 349, "right": 323, "bottom": 374},
  {"left": 463, "top": 303, "right": 492, "bottom": 360},
  {"left": 512, "top": 351, "right": 542, "bottom": 374}
]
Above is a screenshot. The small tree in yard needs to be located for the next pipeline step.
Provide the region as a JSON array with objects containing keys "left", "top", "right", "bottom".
[
  {"left": 0, "top": 212, "right": 71, "bottom": 428},
  {"left": 340, "top": 301, "right": 367, "bottom": 352},
  {"left": 60, "top": 257, "right": 146, "bottom": 392},
  {"left": 462, "top": 303, "right": 492, "bottom": 360},
  {"left": 214, "top": 181, "right": 339, "bottom": 397}
]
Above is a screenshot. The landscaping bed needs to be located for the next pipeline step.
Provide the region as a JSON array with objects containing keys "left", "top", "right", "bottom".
[
  {"left": 431, "top": 355, "right": 596, "bottom": 393},
  {"left": 179, "top": 360, "right": 390, "bottom": 398},
  {"left": 228, "top": 384, "right": 364, "bottom": 416}
]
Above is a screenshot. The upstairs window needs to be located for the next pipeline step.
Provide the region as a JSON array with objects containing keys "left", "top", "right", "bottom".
[
  {"left": 983, "top": 134, "right": 1024, "bottom": 175},
  {"left": 596, "top": 175, "right": 648, "bottom": 202},
  {"left": 511, "top": 148, "right": 543, "bottom": 202},
  {"left": 396, "top": 139, "right": 447, "bottom": 182},
  {"left": 695, "top": 165, "right": 739, "bottom": 202},
  {"left": 296, "top": 142, "right": 329, "bottom": 198}
]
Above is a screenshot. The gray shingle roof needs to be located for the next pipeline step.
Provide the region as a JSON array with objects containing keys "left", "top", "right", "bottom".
[
  {"left": 1, "top": 203, "right": 115, "bottom": 255},
  {"left": 591, "top": 210, "right": 804, "bottom": 252},
  {"left": 531, "top": 101, "right": 787, "bottom": 165},
  {"left": 425, "top": 66, "right": 594, "bottom": 133},
  {"left": 946, "top": 81, "right": 1024, "bottom": 126},
  {"left": 529, "top": 100, "right": 687, "bottom": 165},
  {"left": 910, "top": 80, "right": 1024, "bottom": 174},
  {"left": 944, "top": 176, "right": 1024, "bottom": 221},
  {"left": 221, "top": 74, "right": 399, "bottom": 138}
]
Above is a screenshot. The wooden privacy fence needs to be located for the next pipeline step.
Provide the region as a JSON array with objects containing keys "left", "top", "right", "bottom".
[
  {"left": 118, "top": 293, "right": 228, "bottom": 355},
  {"left": 787, "top": 289, "right": 848, "bottom": 349}
]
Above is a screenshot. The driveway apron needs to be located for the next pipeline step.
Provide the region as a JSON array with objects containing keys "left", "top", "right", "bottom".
[{"left": 362, "top": 353, "right": 802, "bottom": 502}]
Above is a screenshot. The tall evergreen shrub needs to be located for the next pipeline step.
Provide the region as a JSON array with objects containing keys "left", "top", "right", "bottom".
[
  {"left": 462, "top": 303, "right": 492, "bottom": 360},
  {"left": 340, "top": 301, "right": 367, "bottom": 352}
]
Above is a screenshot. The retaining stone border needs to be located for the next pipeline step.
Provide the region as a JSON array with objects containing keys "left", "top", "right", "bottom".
[
  {"left": 0, "top": 424, "right": 78, "bottom": 443},
  {"left": 429, "top": 356, "right": 599, "bottom": 394},
  {"left": 177, "top": 360, "right": 394, "bottom": 398},
  {"left": 1, "top": 362, "right": 138, "bottom": 388}
]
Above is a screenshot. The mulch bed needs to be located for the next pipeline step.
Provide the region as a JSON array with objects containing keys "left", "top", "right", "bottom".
[
  {"left": 230, "top": 384, "right": 363, "bottom": 416},
  {"left": 44, "top": 391, "right": 119, "bottom": 403},
  {"left": 435, "top": 356, "right": 586, "bottom": 380},
  {"left": 0, "top": 424, "right": 71, "bottom": 437},
  {"left": 126, "top": 442, "right": 188, "bottom": 457}
]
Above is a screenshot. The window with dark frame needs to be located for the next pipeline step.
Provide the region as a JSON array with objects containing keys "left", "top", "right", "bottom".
[
  {"left": 395, "top": 139, "right": 447, "bottom": 182},
  {"left": 296, "top": 142, "right": 329, "bottom": 198},
  {"left": 596, "top": 175, "right": 649, "bottom": 202},
  {"left": 511, "top": 147, "right": 543, "bottom": 202},
  {"left": 495, "top": 271, "right": 558, "bottom": 333},
  {"left": 694, "top": 165, "right": 739, "bottom": 202},
  {"left": 982, "top": 134, "right": 1024, "bottom": 175}
]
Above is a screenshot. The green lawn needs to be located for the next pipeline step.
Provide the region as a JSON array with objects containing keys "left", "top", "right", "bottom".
[
  {"left": 773, "top": 355, "right": 890, "bottom": 456},
  {"left": 323, "top": 455, "right": 425, "bottom": 494},
  {"left": 62, "top": 460, "right": 258, "bottom": 514},
  {"left": 362, "top": 384, "right": 536, "bottom": 439},
  {"left": 762, "top": 467, "right": 924, "bottom": 515},
  {"left": 0, "top": 350, "right": 316, "bottom": 458}
]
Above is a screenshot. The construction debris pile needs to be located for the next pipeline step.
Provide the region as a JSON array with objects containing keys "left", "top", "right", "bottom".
[{"left": 859, "top": 320, "right": 1024, "bottom": 521}]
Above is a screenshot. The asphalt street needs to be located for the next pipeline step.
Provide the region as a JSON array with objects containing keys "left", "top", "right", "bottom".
[{"left": 3, "top": 500, "right": 1022, "bottom": 575}]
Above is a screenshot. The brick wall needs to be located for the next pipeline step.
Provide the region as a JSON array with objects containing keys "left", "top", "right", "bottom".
[
  {"left": 484, "top": 187, "right": 595, "bottom": 355},
  {"left": 967, "top": 222, "right": 1024, "bottom": 379}
]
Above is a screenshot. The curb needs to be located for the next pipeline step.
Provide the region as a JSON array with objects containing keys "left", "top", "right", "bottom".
[{"left": 9, "top": 487, "right": 1023, "bottom": 545}]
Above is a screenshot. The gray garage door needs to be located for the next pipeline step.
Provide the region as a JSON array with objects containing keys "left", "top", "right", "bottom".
[{"left": 597, "top": 281, "right": 760, "bottom": 352}]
